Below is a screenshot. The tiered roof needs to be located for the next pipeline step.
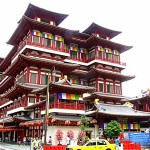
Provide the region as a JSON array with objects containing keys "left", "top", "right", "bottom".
[
  {"left": 32, "top": 78, "right": 95, "bottom": 95},
  {"left": 5, "top": 54, "right": 79, "bottom": 76},
  {"left": 23, "top": 3, "right": 68, "bottom": 26},
  {"left": 83, "top": 22, "right": 121, "bottom": 39}
]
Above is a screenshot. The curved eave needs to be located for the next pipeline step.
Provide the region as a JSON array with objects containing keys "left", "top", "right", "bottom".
[
  {"left": 25, "top": 100, "right": 46, "bottom": 109},
  {"left": 5, "top": 54, "right": 79, "bottom": 76},
  {"left": 0, "top": 46, "right": 17, "bottom": 72},
  {"left": 7, "top": 15, "right": 79, "bottom": 45},
  {"left": 0, "top": 77, "right": 15, "bottom": 94},
  {"left": 23, "top": 3, "right": 68, "bottom": 26},
  {"left": 32, "top": 81, "right": 95, "bottom": 94},
  {"left": 96, "top": 103, "right": 150, "bottom": 117},
  {"left": 83, "top": 23, "right": 121, "bottom": 39},
  {"left": 84, "top": 92, "right": 125, "bottom": 101},
  {"left": 88, "top": 68, "right": 135, "bottom": 82},
  {"left": 86, "top": 34, "right": 133, "bottom": 53},
  {"left": 50, "top": 83, "right": 95, "bottom": 94},
  {"left": 2, "top": 83, "right": 33, "bottom": 99}
]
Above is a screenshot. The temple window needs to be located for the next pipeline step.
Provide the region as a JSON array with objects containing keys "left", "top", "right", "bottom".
[
  {"left": 105, "top": 48, "right": 112, "bottom": 60},
  {"left": 70, "top": 51, "right": 77, "bottom": 59},
  {"left": 56, "top": 41, "right": 61, "bottom": 48},
  {"left": 43, "top": 38, "right": 52, "bottom": 47},
  {"left": 30, "top": 73, "right": 37, "bottom": 83},
  {"left": 114, "top": 55, "right": 119, "bottom": 62},
  {"left": 106, "top": 53, "right": 111, "bottom": 60},
  {"left": 89, "top": 50, "right": 95, "bottom": 59},
  {"left": 115, "top": 85, "right": 121, "bottom": 94},
  {"left": 98, "top": 51, "right": 103, "bottom": 58},
  {"left": 32, "top": 30, "right": 41, "bottom": 44},
  {"left": 99, "top": 82, "right": 104, "bottom": 92},
  {"left": 29, "top": 97, "right": 35, "bottom": 103},
  {"left": 41, "top": 75, "right": 48, "bottom": 84},
  {"left": 106, "top": 82, "right": 113, "bottom": 93},
  {"left": 33, "top": 35, "right": 40, "bottom": 44},
  {"left": 54, "top": 35, "right": 63, "bottom": 49}
]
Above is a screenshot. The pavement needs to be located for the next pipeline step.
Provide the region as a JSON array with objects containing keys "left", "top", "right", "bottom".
[{"left": 0, "top": 142, "right": 31, "bottom": 150}]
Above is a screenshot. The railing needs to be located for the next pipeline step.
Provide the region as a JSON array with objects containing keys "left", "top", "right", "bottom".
[
  {"left": 88, "top": 55, "right": 126, "bottom": 66},
  {"left": 6, "top": 102, "right": 26, "bottom": 111},
  {"left": 42, "top": 102, "right": 85, "bottom": 110},
  {"left": 67, "top": 54, "right": 126, "bottom": 66},
  {"left": 11, "top": 40, "right": 70, "bottom": 62}
]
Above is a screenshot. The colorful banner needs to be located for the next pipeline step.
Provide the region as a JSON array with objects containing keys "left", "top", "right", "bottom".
[
  {"left": 79, "top": 80, "right": 88, "bottom": 85},
  {"left": 54, "top": 36, "right": 64, "bottom": 42},
  {"left": 96, "top": 46, "right": 104, "bottom": 52},
  {"left": 64, "top": 44, "right": 69, "bottom": 50},
  {"left": 120, "top": 123, "right": 140, "bottom": 130},
  {"left": 69, "top": 79, "right": 79, "bottom": 84},
  {"left": 32, "top": 31, "right": 42, "bottom": 37},
  {"left": 79, "top": 48, "right": 88, "bottom": 54},
  {"left": 70, "top": 45, "right": 78, "bottom": 51},
  {"left": 113, "top": 50, "right": 120, "bottom": 55},
  {"left": 57, "top": 92, "right": 79, "bottom": 100},
  {"left": 105, "top": 48, "right": 112, "bottom": 54},
  {"left": 42, "top": 33, "right": 53, "bottom": 39}
]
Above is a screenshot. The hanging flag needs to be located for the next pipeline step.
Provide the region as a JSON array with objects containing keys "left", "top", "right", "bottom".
[
  {"left": 96, "top": 46, "right": 104, "bottom": 52},
  {"left": 54, "top": 36, "right": 64, "bottom": 42},
  {"left": 105, "top": 48, "right": 112, "bottom": 54},
  {"left": 32, "top": 30, "right": 41, "bottom": 37},
  {"left": 113, "top": 50, "right": 120, "bottom": 55},
  {"left": 69, "top": 79, "right": 79, "bottom": 84},
  {"left": 70, "top": 44, "right": 78, "bottom": 52},
  {"left": 42, "top": 33, "right": 53, "bottom": 39},
  {"left": 79, "top": 48, "right": 88, "bottom": 54},
  {"left": 57, "top": 92, "right": 79, "bottom": 100}
]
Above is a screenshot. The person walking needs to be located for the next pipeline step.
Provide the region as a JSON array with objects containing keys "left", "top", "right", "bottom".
[
  {"left": 48, "top": 136, "right": 52, "bottom": 145},
  {"left": 66, "top": 135, "right": 71, "bottom": 146},
  {"left": 115, "top": 136, "right": 120, "bottom": 150},
  {"left": 17, "top": 136, "right": 21, "bottom": 146},
  {"left": 32, "top": 136, "right": 40, "bottom": 150},
  {"left": 23, "top": 136, "right": 26, "bottom": 145}
]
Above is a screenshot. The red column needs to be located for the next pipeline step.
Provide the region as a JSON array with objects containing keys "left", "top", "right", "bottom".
[
  {"left": 26, "top": 67, "right": 30, "bottom": 83},
  {"left": 120, "top": 82, "right": 122, "bottom": 95},
  {"left": 113, "top": 81, "right": 115, "bottom": 94},
  {"left": 37, "top": 69, "right": 41, "bottom": 84},
  {"left": 104, "top": 79, "right": 106, "bottom": 93},
  {"left": 96, "top": 77, "right": 98, "bottom": 92}
]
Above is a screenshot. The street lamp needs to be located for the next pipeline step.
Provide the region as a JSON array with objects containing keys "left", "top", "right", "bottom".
[{"left": 44, "top": 66, "right": 56, "bottom": 144}]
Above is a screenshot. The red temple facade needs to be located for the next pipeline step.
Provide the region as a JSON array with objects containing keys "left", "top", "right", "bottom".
[{"left": 0, "top": 3, "right": 149, "bottom": 144}]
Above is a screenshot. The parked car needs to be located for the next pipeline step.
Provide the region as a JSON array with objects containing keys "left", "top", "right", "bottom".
[{"left": 66, "top": 139, "right": 116, "bottom": 150}]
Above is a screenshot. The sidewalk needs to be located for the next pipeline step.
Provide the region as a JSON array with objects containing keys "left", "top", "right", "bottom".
[{"left": 0, "top": 142, "right": 30, "bottom": 150}]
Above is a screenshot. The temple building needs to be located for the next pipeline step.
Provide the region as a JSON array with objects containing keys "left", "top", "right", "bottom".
[{"left": 0, "top": 3, "right": 150, "bottom": 144}]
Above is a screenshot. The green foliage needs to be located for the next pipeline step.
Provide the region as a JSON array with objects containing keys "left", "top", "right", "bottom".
[
  {"left": 80, "top": 115, "right": 89, "bottom": 131},
  {"left": 104, "top": 120, "right": 122, "bottom": 139}
]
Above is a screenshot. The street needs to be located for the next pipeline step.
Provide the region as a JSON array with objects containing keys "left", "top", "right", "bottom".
[{"left": 0, "top": 142, "right": 30, "bottom": 150}]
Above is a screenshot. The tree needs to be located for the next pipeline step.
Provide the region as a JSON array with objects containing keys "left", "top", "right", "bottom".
[
  {"left": 104, "top": 120, "right": 122, "bottom": 139},
  {"left": 79, "top": 115, "right": 89, "bottom": 131},
  {"left": 56, "top": 129, "right": 63, "bottom": 144},
  {"left": 67, "top": 130, "right": 74, "bottom": 140}
]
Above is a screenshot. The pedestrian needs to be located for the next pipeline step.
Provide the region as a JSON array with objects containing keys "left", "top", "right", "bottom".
[
  {"left": 17, "top": 136, "right": 21, "bottom": 146},
  {"left": 23, "top": 136, "right": 26, "bottom": 145},
  {"left": 38, "top": 138, "right": 43, "bottom": 150},
  {"left": 32, "top": 136, "right": 40, "bottom": 150},
  {"left": 48, "top": 136, "right": 52, "bottom": 145},
  {"left": 66, "top": 135, "right": 71, "bottom": 146},
  {"left": 115, "top": 136, "right": 120, "bottom": 150}
]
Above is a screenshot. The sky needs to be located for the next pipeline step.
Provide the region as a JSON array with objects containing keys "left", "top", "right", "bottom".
[{"left": 0, "top": 0, "right": 150, "bottom": 97}]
